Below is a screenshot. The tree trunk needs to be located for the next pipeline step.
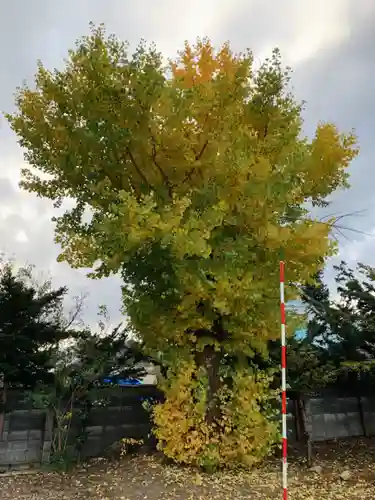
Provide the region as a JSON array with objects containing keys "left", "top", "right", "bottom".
[
  {"left": 300, "top": 398, "right": 313, "bottom": 466},
  {"left": 357, "top": 395, "right": 367, "bottom": 437},
  {"left": 192, "top": 315, "right": 227, "bottom": 425},
  {"left": 294, "top": 396, "right": 302, "bottom": 442},
  {"left": 195, "top": 344, "right": 223, "bottom": 425},
  {"left": 76, "top": 390, "right": 93, "bottom": 464},
  {"left": 0, "top": 375, "right": 6, "bottom": 439}
]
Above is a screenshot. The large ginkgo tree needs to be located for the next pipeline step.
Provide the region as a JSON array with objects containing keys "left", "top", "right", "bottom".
[{"left": 7, "top": 24, "right": 358, "bottom": 468}]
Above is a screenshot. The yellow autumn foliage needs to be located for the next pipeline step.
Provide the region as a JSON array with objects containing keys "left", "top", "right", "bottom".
[
  {"left": 6, "top": 25, "right": 359, "bottom": 468},
  {"left": 153, "top": 359, "right": 279, "bottom": 470}
]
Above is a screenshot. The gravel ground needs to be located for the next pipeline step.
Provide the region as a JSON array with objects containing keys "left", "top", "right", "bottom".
[{"left": 0, "top": 438, "right": 374, "bottom": 499}]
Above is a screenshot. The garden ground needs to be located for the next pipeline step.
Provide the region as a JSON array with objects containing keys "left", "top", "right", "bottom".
[{"left": 1, "top": 438, "right": 374, "bottom": 499}]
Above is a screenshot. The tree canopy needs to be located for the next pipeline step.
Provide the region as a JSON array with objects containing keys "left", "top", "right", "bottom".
[
  {"left": 330, "top": 261, "right": 375, "bottom": 367},
  {"left": 7, "top": 25, "right": 358, "bottom": 359},
  {"left": 0, "top": 260, "right": 71, "bottom": 386},
  {"left": 296, "top": 261, "right": 375, "bottom": 393}
]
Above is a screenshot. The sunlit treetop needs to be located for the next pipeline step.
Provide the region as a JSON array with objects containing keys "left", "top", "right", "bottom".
[{"left": 7, "top": 24, "right": 358, "bottom": 355}]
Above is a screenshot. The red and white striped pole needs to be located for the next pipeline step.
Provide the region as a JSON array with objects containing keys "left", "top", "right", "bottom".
[{"left": 280, "top": 260, "right": 288, "bottom": 500}]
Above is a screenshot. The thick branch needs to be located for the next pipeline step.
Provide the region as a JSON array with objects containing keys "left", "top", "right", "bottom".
[
  {"left": 194, "top": 140, "right": 209, "bottom": 161},
  {"left": 183, "top": 112, "right": 210, "bottom": 184},
  {"left": 126, "top": 147, "right": 153, "bottom": 192},
  {"left": 181, "top": 141, "right": 208, "bottom": 185},
  {"left": 111, "top": 148, "right": 141, "bottom": 198},
  {"left": 152, "top": 142, "right": 172, "bottom": 198},
  {"left": 150, "top": 136, "right": 173, "bottom": 199},
  {"left": 260, "top": 123, "right": 268, "bottom": 140}
]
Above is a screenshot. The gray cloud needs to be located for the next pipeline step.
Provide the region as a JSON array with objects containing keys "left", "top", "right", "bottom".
[
  {"left": 294, "top": 7, "right": 375, "bottom": 211},
  {"left": 1, "top": 0, "right": 375, "bottom": 324},
  {"left": 0, "top": 177, "right": 16, "bottom": 204},
  {"left": 293, "top": 5, "right": 375, "bottom": 285}
]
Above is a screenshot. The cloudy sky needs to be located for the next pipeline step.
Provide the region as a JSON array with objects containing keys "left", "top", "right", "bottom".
[{"left": 1, "top": 0, "right": 375, "bottom": 325}]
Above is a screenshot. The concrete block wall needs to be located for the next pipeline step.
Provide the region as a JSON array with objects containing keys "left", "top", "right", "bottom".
[
  {"left": 0, "top": 386, "right": 161, "bottom": 469},
  {"left": 362, "top": 397, "right": 375, "bottom": 435},
  {"left": 0, "top": 410, "right": 45, "bottom": 468},
  {"left": 307, "top": 397, "right": 361, "bottom": 441},
  {"left": 0, "top": 388, "right": 375, "bottom": 469}
]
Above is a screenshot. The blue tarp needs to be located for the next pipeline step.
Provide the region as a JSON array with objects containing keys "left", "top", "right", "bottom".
[
  {"left": 102, "top": 377, "right": 142, "bottom": 386},
  {"left": 295, "top": 328, "right": 307, "bottom": 340}
]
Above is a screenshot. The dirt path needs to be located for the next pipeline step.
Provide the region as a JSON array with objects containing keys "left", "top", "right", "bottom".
[{"left": 1, "top": 439, "right": 374, "bottom": 499}]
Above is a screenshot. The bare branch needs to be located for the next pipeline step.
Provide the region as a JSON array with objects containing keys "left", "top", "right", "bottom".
[
  {"left": 333, "top": 224, "right": 373, "bottom": 238},
  {"left": 63, "top": 291, "right": 87, "bottom": 330},
  {"left": 281, "top": 209, "right": 373, "bottom": 245}
]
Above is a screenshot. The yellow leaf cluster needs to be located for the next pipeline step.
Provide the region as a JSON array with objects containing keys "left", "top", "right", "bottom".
[{"left": 153, "top": 361, "right": 278, "bottom": 470}]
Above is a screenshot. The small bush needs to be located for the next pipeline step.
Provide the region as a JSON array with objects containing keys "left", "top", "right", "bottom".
[
  {"left": 105, "top": 437, "right": 144, "bottom": 460},
  {"left": 120, "top": 437, "right": 145, "bottom": 457}
]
